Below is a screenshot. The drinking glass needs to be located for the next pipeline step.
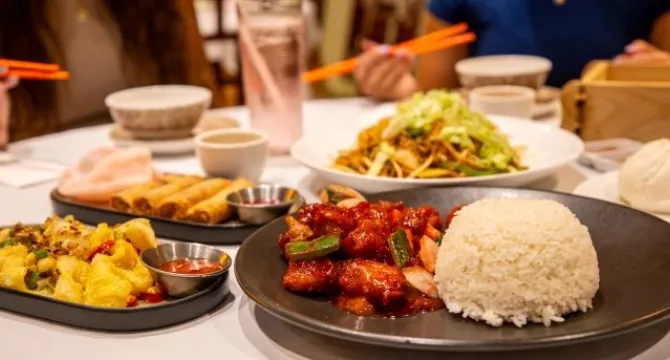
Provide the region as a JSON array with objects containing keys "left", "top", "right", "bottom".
[{"left": 238, "top": 0, "right": 305, "bottom": 155}]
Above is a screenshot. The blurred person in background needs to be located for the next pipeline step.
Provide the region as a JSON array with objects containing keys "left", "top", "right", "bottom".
[
  {"left": 0, "top": 72, "right": 18, "bottom": 149},
  {"left": 355, "top": 0, "right": 670, "bottom": 101},
  {"left": 0, "top": 0, "right": 222, "bottom": 147}
]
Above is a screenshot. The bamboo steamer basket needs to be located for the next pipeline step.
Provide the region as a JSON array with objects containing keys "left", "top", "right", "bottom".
[{"left": 562, "top": 61, "right": 670, "bottom": 142}]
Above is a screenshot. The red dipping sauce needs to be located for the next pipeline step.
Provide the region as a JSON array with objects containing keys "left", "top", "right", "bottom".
[{"left": 158, "top": 258, "right": 224, "bottom": 275}]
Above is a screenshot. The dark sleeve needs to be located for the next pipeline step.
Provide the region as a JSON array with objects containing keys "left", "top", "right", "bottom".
[{"left": 427, "top": 0, "right": 466, "bottom": 24}]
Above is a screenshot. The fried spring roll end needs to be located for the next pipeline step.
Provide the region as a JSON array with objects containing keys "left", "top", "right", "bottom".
[{"left": 110, "top": 196, "right": 132, "bottom": 213}]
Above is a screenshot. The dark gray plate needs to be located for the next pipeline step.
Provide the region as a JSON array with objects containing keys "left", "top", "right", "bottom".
[
  {"left": 235, "top": 187, "right": 670, "bottom": 351},
  {"left": 0, "top": 271, "right": 230, "bottom": 332},
  {"left": 0, "top": 223, "right": 232, "bottom": 331},
  {"left": 51, "top": 189, "right": 304, "bottom": 245},
  {"left": 51, "top": 190, "right": 260, "bottom": 245}
]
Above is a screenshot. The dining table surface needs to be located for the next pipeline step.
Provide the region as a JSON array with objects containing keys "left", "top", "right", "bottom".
[{"left": 0, "top": 97, "right": 668, "bottom": 360}]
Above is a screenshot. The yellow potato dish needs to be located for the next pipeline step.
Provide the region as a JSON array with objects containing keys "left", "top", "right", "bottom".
[{"left": 0, "top": 215, "right": 163, "bottom": 308}]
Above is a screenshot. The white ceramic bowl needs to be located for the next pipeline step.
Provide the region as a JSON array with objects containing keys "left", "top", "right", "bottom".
[
  {"left": 469, "top": 85, "right": 536, "bottom": 119},
  {"left": 456, "top": 55, "right": 552, "bottom": 89},
  {"left": 106, "top": 85, "right": 212, "bottom": 140},
  {"left": 291, "top": 105, "right": 583, "bottom": 193},
  {"left": 195, "top": 128, "right": 268, "bottom": 181}
]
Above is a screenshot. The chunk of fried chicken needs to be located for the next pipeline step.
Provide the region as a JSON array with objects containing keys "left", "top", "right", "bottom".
[
  {"left": 401, "top": 206, "right": 442, "bottom": 238},
  {"left": 405, "top": 289, "right": 445, "bottom": 313},
  {"left": 332, "top": 294, "right": 375, "bottom": 316},
  {"left": 278, "top": 216, "right": 314, "bottom": 253},
  {"left": 295, "top": 203, "right": 357, "bottom": 236},
  {"left": 338, "top": 259, "right": 407, "bottom": 306},
  {"left": 340, "top": 219, "right": 388, "bottom": 259},
  {"left": 282, "top": 259, "right": 341, "bottom": 294}
]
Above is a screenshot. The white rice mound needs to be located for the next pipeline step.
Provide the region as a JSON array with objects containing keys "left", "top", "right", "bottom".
[{"left": 434, "top": 198, "right": 600, "bottom": 328}]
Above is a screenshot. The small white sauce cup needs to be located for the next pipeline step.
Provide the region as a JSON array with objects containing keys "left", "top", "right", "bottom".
[
  {"left": 469, "top": 85, "right": 536, "bottom": 119},
  {"left": 195, "top": 128, "right": 269, "bottom": 181}
]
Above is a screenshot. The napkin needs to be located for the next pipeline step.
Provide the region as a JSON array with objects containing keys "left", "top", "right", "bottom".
[{"left": 0, "top": 160, "right": 63, "bottom": 188}]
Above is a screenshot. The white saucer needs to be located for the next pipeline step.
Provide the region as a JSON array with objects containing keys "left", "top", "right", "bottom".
[
  {"left": 455, "top": 86, "right": 562, "bottom": 127},
  {"left": 573, "top": 171, "right": 670, "bottom": 223},
  {"left": 109, "top": 127, "right": 194, "bottom": 156},
  {"left": 108, "top": 114, "right": 241, "bottom": 156}
]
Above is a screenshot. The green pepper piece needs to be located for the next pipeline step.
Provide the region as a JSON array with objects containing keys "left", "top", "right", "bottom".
[
  {"left": 284, "top": 235, "right": 340, "bottom": 261},
  {"left": 0, "top": 239, "right": 15, "bottom": 249},
  {"left": 34, "top": 249, "right": 49, "bottom": 260},
  {"left": 388, "top": 230, "right": 411, "bottom": 268},
  {"left": 25, "top": 272, "right": 41, "bottom": 290},
  {"left": 435, "top": 234, "right": 443, "bottom": 246}
]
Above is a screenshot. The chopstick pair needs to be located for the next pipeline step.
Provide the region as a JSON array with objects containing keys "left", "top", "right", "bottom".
[
  {"left": 0, "top": 58, "right": 70, "bottom": 81},
  {"left": 302, "top": 23, "right": 476, "bottom": 84}
]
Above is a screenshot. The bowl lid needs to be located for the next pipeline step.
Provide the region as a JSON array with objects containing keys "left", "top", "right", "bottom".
[
  {"left": 456, "top": 55, "right": 553, "bottom": 77},
  {"left": 105, "top": 85, "right": 212, "bottom": 110}
]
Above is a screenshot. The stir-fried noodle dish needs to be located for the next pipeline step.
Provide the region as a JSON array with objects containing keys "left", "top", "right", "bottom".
[{"left": 333, "top": 91, "right": 526, "bottom": 178}]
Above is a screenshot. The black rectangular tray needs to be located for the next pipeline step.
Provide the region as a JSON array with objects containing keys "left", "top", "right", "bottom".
[
  {"left": 50, "top": 190, "right": 260, "bottom": 245},
  {"left": 0, "top": 273, "right": 230, "bottom": 332}
]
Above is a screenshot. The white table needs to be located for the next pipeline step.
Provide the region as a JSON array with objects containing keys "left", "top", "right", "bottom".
[{"left": 0, "top": 98, "right": 668, "bottom": 360}]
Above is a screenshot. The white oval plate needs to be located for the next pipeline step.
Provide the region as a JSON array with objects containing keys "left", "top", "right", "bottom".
[
  {"left": 573, "top": 171, "right": 670, "bottom": 223},
  {"left": 291, "top": 109, "right": 584, "bottom": 193}
]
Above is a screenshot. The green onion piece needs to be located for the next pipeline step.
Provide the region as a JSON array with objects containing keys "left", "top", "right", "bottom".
[
  {"left": 440, "top": 162, "right": 497, "bottom": 177},
  {"left": 284, "top": 234, "right": 340, "bottom": 261},
  {"left": 388, "top": 230, "right": 411, "bottom": 268},
  {"left": 34, "top": 249, "right": 49, "bottom": 260},
  {"left": 25, "top": 272, "right": 41, "bottom": 290},
  {"left": 0, "top": 239, "right": 15, "bottom": 249},
  {"left": 407, "top": 127, "right": 424, "bottom": 138}
]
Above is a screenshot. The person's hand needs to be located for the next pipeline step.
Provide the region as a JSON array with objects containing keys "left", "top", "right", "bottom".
[
  {"left": 354, "top": 39, "right": 419, "bottom": 101},
  {"left": 0, "top": 70, "right": 18, "bottom": 149},
  {"left": 613, "top": 39, "right": 670, "bottom": 65}
]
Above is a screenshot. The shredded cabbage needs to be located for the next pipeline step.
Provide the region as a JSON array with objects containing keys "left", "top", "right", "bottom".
[{"left": 385, "top": 90, "right": 517, "bottom": 170}]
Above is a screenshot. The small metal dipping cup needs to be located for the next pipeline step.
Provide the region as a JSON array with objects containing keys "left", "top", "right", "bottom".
[
  {"left": 226, "top": 184, "right": 303, "bottom": 225},
  {"left": 140, "top": 243, "right": 231, "bottom": 298}
]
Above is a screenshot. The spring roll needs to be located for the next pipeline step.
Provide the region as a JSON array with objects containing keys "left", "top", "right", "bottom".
[
  {"left": 160, "top": 174, "right": 191, "bottom": 182},
  {"left": 110, "top": 180, "right": 168, "bottom": 213},
  {"left": 132, "top": 176, "right": 202, "bottom": 215},
  {"left": 157, "top": 178, "right": 232, "bottom": 219},
  {"left": 185, "top": 177, "right": 254, "bottom": 224}
]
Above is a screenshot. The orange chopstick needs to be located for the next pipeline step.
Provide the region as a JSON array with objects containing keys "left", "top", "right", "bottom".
[
  {"left": 408, "top": 33, "right": 476, "bottom": 56},
  {"left": 302, "top": 33, "right": 475, "bottom": 83},
  {"left": 0, "top": 59, "right": 60, "bottom": 72},
  {"left": 302, "top": 23, "right": 472, "bottom": 84},
  {"left": 390, "top": 22, "right": 469, "bottom": 52},
  {"left": 5, "top": 69, "right": 70, "bottom": 81},
  {"left": 302, "top": 59, "right": 358, "bottom": 84}
]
